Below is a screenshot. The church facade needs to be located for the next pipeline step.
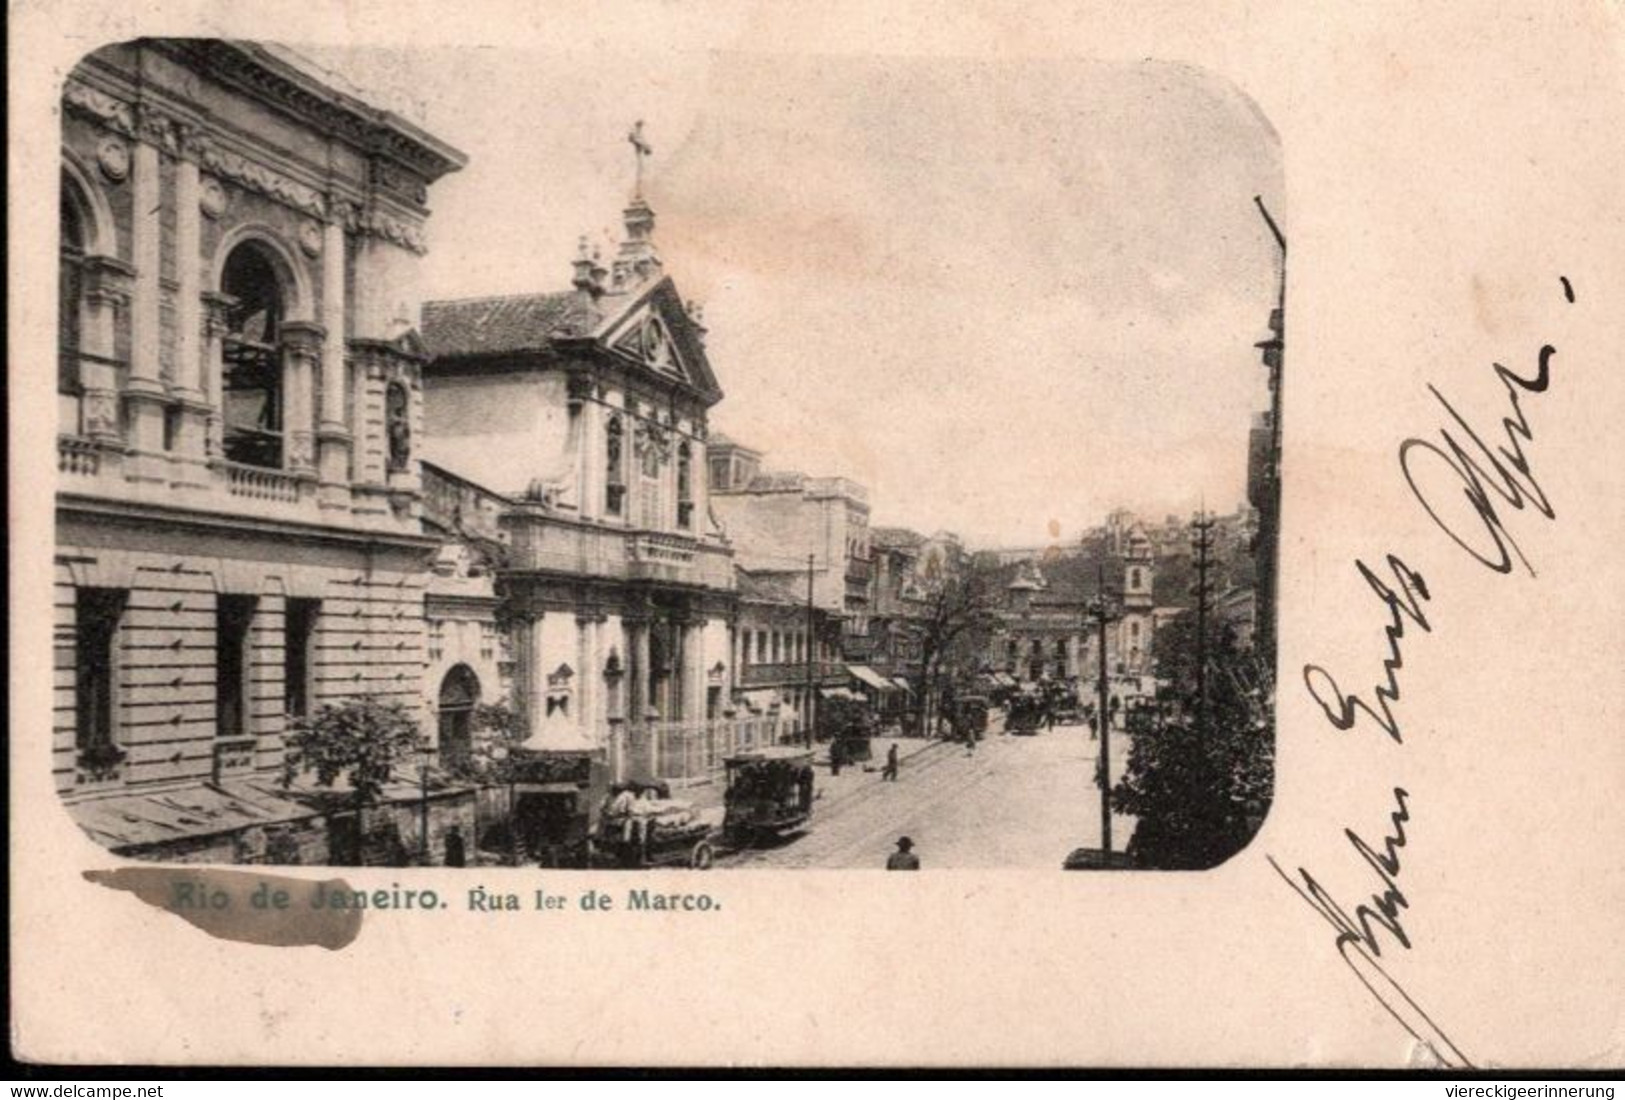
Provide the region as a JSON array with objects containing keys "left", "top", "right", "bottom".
[
  {"left": 54, "top": 40, "right": 469, "bottom": 861},
  {"left": 421, "top": 190, "right": 747, "bottom": 782}
]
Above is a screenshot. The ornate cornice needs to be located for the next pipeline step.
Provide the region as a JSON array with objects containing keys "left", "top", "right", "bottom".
[
  {"left": 163, "top": 40, "right": 466, "bottom": 184},
  {"left": 341, "top": 201, "right": 427, "bottom": 255},
  {"left": 199, "top": 143, "right": 327, "bottom": 219},
  {"left": 63, "top": 79, "right": 136, "bottom": 138},
  {"left": 64, "top": 67, "right": 437, "bottom": 252}
]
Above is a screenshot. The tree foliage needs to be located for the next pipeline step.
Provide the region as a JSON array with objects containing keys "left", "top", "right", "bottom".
[
  {"left": 1112, "top": 610, "right": 1274, "bottom": 869},
  {"left": 281, "top": 697, "right": 425, "bottom": 809},
  {"left": 913, "top": 556, "right": 1003, "bottom": 734},
  {"left": 444, "top": 698, "right": 527, "bottom": 786}
]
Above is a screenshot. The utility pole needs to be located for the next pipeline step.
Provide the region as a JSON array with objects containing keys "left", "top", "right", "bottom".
[
  {"left": 805, "top": 553, "right": 816, "bottom": 748},
  {"left": 418, "top": 761, "right": 431, "bottom": 866},
  {"left": 1086, "top": 562, "right": 1120, "bottom": 853},
  {"left": 1190, "top": 510, "right": 1217, "bottom": 736}
]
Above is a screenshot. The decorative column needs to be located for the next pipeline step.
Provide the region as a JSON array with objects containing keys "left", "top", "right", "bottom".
[
  {"left": 123, "top": 136, "right": 167, "bottom": 478},
  {"left": 500, "top": 609, "right": 530, "bottom": 738},
  {"left": 671, "top": 619, "right": 687, "bottom": 721},
  {"left": 576, "top": 613, "right": 598, "bottom": 746},
  {"left": 568, "top": 375, "right": 597, "bottom": 520},
  {"left": 169, "top": 135, "right": 209, "bottom": 484},
  {"left": 690, "top": 619, "right": 706, "bottom": 725},
  {"left": 318, "top": 210, "right": 351, "bottom": 510},
  {"left": 693, "top": 431, "right": 710, "bottom": 534},
  {"left": 629, "top": 620, "right": 649, "bottom": 722},
  {"left": 78, "top": 256, "right": 134, "bottom": 445},
  {"left": 624, "top": 426, "right": 640, "bottom": 530},
  {"left": 199, "top": 292, "right": 232, "bottom": 459},
  {"left": 279, "top": 321, "right": 323, "bottom": 482}
]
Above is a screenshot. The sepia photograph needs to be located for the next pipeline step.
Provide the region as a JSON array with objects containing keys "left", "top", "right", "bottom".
[
  {"left": 52, "top": 39, "right": 1281, "bottom": 873},
  {"left": 15, "top": 0, "right": 1623, "bottom": 1074}
]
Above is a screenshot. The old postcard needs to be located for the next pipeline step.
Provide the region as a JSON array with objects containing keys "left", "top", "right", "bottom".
[{"left": 9, "top": 0, "right": 1624, "bottom": 1069}]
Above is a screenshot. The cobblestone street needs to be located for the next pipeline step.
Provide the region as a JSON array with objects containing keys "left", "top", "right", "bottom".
[{"left": 717, "top": 721, "right": 1135, "bottom": 869}]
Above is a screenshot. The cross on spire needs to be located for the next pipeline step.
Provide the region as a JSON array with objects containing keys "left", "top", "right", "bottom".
[{"left": 628, "top": 120, "right": 652, "bottom": 198}]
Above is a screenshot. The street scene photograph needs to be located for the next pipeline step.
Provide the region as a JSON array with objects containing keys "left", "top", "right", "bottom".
[{"left": 53, "top": 39, "right": 1283, "bottom": 872}]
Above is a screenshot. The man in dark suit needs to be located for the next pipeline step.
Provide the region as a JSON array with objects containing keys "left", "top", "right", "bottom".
[{"left": 886, "top": 836, "right": 920, "bottom": 870}]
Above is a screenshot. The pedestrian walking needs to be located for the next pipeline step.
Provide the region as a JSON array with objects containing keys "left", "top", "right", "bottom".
[
  {"left": 886, "top": 836, "right": 920, "bottom": 870},
  {"left": 882, "top": 742, "right": 900, "bottom": 781}
]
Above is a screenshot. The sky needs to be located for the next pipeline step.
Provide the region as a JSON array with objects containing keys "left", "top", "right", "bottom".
[{"left": 300, "top": 45, "right": 1283, "bottom": 548}]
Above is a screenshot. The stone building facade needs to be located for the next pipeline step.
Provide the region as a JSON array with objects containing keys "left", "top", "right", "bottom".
[
  {"left": 55, "top": 40, "right": 467, "bottom": 862},
  {"left": 709, "top": 447, "right": 873, "bottom": 629},
  {"left": 732, "top": 567, "right": 846, "bottom": 732},
  {"left": 865, "top": 526, "right": 930, "bottom": 688},
  {"left": 420, "top": 460, "right": 515, "bottom": 764},
  {"left": 990, "top": 520, "right": 1162, "bottom": 700},
  {"left": 707, "top": 438, "right": 880, "bottom": 708},
  {"left": 421, "top": 194, "right": 750, "bottom": 783}
]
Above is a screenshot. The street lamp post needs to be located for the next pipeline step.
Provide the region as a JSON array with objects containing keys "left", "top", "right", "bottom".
[
  {"left": 1085, "top": 563, "right": 1120, "bottom": 854},
  {"left": 491, "top": 744, "right": 518, "bottom": 867},
  {"left": 416, "top": 745, "right": 433, "bottom": 866}
]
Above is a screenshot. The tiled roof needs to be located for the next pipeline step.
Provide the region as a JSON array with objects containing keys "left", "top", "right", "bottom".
[{"left": 422, "top": 292, "right": 599, "bottom": 358}]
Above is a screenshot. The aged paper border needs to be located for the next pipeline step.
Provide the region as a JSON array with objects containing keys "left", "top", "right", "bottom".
[{"left": 11, "top": 0, "right": 1625, "bottom": 1068}]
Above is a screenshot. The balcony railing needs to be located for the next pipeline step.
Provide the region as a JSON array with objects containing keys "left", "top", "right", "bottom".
[
  {"left": 625, "top": 532, "right": 700, "bottom": 581},
  {"left": 222, "top": 461, "right": 301, "bottom": 503},
  {"left": 608, "top": 714, "right": 803, "bottom": 787},
  {"left": 739, "top": 661, "right": 847, "bottom": 687},
  {"left": 627, "top": 533, "right": 697, "bottom": 564},
  {"left": 58, "top": 435, "right": 103, "bottom": 477}
]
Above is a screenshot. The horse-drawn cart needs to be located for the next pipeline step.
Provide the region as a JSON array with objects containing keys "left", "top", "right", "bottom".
[{"left": 592, "top": 780, "right": 716, "bottom": 869}]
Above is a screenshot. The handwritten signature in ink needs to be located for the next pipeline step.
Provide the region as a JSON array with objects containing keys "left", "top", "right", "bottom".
[{"left": 1271, "top": 275, "right": 1575, "bottom": 1067}]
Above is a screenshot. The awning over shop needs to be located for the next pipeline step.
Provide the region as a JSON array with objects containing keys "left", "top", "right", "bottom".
[
  {"left": 67, "top": 779, "right": 322, "bottom": 852},
  {"left": 993, "top": 673, "right": 1018, "bottom": 688},
  {"left": 820, "top": 686, "right": 862, "bottom": 701},
  {"left": 892, "top": 677, "right": 914, "bottom": 693},
  {"left": 847, "top": 665, "right": 897, "bottom": 692}
]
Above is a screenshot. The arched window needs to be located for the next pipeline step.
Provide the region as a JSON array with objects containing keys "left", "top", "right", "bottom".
[
  {"left": 605, "top": 417, "right": 625, "bottom": 515},
  {"left": 1130, "top": 567, "right": 1142, "bottom": 590},
  {"left": 220, "top": 243, "right": 287, "bottom": 468},
  {"left": 676, "top": 442, "right": 693, "bottom": 529},
  {"left": 437, "top": 664, "right": 481, "bottom": 767},
  {"left": 59, "top": 184, "right": 85, "bottom": 409}
]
